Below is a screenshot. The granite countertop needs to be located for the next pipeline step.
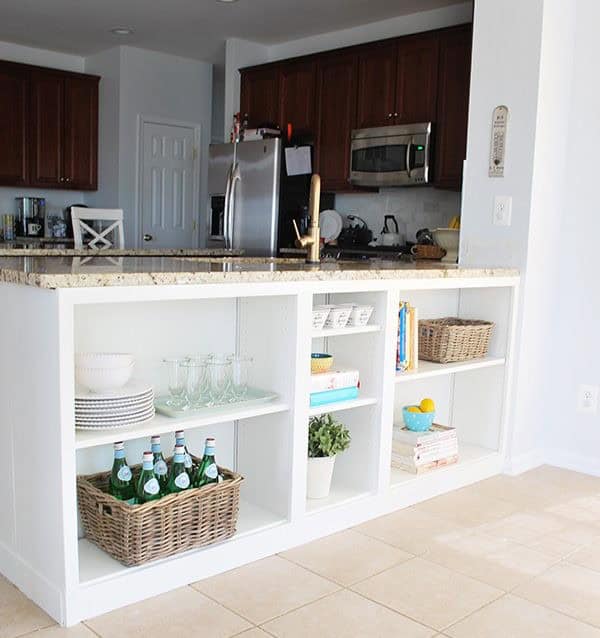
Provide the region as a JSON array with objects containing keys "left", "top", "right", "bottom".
[
  {"left": 0, "top": 255, "right": 519, "bottom": 289},
  {"left": 0, "top": 247, "right": 243, "bottom": 257}
]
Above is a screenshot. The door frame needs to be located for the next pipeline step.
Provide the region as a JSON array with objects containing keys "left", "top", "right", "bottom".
[{"left": 135, "top": 114, "right": 202, "bottom": 248}]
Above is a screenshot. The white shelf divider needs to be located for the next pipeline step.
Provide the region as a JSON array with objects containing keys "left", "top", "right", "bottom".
[
  {"left": 312, "top": 324, "right": 381, "bottom": 338},
  {"left": 395, "top": 356, "right": 505, "bottom": 383},
  {"left": 308, "top": 397, "right": 377, "bottom": 418},
  {"left": 76, "top": 401, "right": 290, "bottom": 449}
]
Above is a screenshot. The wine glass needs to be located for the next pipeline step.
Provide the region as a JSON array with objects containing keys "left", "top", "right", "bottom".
[
  {"left": 207, "top": 356, "right": 233, "bottom": 406},
  {"left": 182, "top": 357, "right": 211, "bottom": 409},
  {"left": 162, "top": 358, "right": 187, "bottom": 409},
  {"left": 229, "top": 355, "right": 253, "bottom": 401}
]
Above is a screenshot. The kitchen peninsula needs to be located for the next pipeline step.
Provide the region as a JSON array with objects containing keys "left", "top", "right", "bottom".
[{"left": 0, "top": 256, "right": 519, "bottom": 626}]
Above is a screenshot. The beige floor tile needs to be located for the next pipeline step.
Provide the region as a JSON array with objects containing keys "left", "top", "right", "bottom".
[
  {"left": 280, "top": 529, "right": 413, "bottom": 585},
  {"left": 514, "top": 562, "right": 600, "bottom": 627},
  {"left": 0, "top": 575, "right": 54, "bottom": 638},
  {"left": 478, "top": 511, "right": 566, "bottom": 544},
  {"left": 86, "top": 586, "right": 250, "bottom": 638},
  {"left": 21, "top": 625, "right": 97, "bottom": 637},
  {"left": 525, "top": 522, "right": 600, "bottom": 555},
  {"left": 233, "top": 630, "right": 272, "bottom": 638},
  {"left": 527, "top": 534, "right": 582, "bottom": 558},
  {"left": 446, "top": 594, "right": 600, "bottom": 638},
  {"left": 192, "top": 555, "right": 339, "bottom": 625},
  {"left": 262, "top": 589, "right": 435, "bottom": 638},
  {"left": 414, "top": 490, "right": 519, "bottom": 527},
  {"left": 568, "top": 543, "right": 600, "bottom": 573},
  {"left": 424, "top": 532, "right": 558, "bottom": 591},
  {"left": 523, "top": 466, "right": 600, "bottom": 492},
  {"left": 352, "top": 557, "right": 502, "bottom": 631},
  {"left": 354, "top": 507, "right": 471, "bottom": 555}
]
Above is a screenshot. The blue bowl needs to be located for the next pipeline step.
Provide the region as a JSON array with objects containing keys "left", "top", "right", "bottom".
[{"left": 402, "top": 406, "right": 436, "bottom": 432}]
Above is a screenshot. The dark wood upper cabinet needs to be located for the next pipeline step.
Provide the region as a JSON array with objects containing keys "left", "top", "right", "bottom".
[
  {"left": 30, "top": 71, "right": 64, "bottom": 187},
  {"left": 63, "top": 76, "right": 99, "bottom": 190},
  {"left": 0, "top": 63, "right": 28, "bottom": 186},
  {"left": 434, "top": 25, "right": 472, "bottom": 189},
  {"left": 395, "top": 35, "right": 439, "bottom": 124},
  {"left": 356, "top": 41, "right": 397, "bottom": 128},
  {"left": 279, "top": 59, "right": 317, "bottom": 136},
  {"left": 240, "top": 66, "right": 280, "bottom": 128},
  {"left": 315, "top": 52, "right": 358, "bottom": 192}
]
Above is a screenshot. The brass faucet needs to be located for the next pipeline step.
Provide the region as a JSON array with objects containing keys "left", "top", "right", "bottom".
[{"left": 292, "top": 174, "right": 321, "bottom": 264}]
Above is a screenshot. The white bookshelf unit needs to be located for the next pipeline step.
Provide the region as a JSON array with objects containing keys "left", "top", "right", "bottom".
[{"left": 0, "top": 271, "right": 519, "bottom": 626}]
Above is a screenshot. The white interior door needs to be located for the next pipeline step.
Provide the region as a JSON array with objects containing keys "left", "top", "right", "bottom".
[{"left": 140, "top": 120, "right": 199, "bottom": 248}]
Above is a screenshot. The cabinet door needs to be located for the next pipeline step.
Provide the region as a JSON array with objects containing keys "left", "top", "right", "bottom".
[
  {"left": 434, "top": 26, "right": 472, "bottom": 189},
  {"left": 356, "top": 41, "right": 397, "bottom": 128},
  {"left": 395, "top": 35, "right": 439, "bottom": 124},
  {"left": 30, "top": 71, "right": 64, "bottom": 187},
  {"left": 63, "top": 76, "right": 99, "bottom": 190},
  {"left": 240, "top": 66, "right": 280, "bottom": 128},
  {"left": 0, "top": 63, "right": 28, "bottom": 185},
  {"left": 315, "top": 53, "right": 358, "bottom": 192},
  {"left": 279, "top": 59, "right": 317, "bottom": 136}
]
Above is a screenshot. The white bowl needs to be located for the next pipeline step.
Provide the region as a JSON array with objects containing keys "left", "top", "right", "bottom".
[
  {"left": 347, "top": 304, "right": 375, "bottom": 327},
  {"left": 312, "top": 306, "right": 331, "bottom": 330},
  {"left": 324, "top": 305, "right": 352, "bottom": 329},
  {"left": 76, "top": 364, "right": 134, "bottom": 393},
  {"left": 432, "top": 229, "right": 459, "bottom": 263},
  {"left": 75, "top": 353, "right": 134, "bottom": 369}
]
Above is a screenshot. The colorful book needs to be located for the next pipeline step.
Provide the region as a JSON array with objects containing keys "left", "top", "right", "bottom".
[
  {"left": 309, "top": 386, "right": 359, "bottom": 407},
  {"left": 392, "top": 455, "right": 459, "bottom": 474},
  {"left": 310, "top": 369, "right": 360, "bottom": 393},
  {"left": 393, "top": 424, "right": 457, "bottom": 447},
  {"left": 392, "top": 440, "right": 458, "bottom": 463}
]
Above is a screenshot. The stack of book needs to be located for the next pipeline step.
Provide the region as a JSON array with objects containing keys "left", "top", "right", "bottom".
[
  {"left": 397, "top": 301, "right": 419, "bottom": 372},
  {"left": 310, "top": 368, "right": 360, "bottom": 407},
  {"left": 391, "top": 424, "right": 458, "bottom": 474}
]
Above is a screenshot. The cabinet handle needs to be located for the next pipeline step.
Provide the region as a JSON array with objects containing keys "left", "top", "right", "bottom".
[
  {"left": 65, "top": 177, "right": 71, "bottom": 183},
  {"left": 59, "top": 177, "right": 65, "bottom": 183},
  {"left": 394, "top": 113, "right": 399, "bottom": 117},
  {"left": 387, "top": 113, "right": 393, "bottom": 119}
]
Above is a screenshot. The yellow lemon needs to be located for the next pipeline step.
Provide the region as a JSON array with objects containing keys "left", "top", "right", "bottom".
[
  {"left": 407, "top": 406, "right": 422, "bottom": 413},
  {"left": 419, "top": 398, "right": 435, "bottom": 413}
]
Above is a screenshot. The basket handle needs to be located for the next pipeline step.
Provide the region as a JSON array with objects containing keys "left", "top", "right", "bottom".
[{"left": 98, "top": 503, "right": 114, "bottom": 517}]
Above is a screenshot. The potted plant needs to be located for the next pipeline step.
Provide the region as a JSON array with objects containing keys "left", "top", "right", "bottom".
[{"left": 307, "top": 413, "right": 351, "bottom": 499}]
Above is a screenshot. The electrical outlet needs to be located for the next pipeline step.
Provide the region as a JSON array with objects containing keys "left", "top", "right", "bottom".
[
  {"left": 493, "top": 195, "right": 512, "bottom": 226},
  {"left": 577, "top": 385, "right": 599, "bottom": 414}
]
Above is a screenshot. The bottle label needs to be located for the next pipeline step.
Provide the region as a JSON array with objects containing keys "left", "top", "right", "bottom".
[
  {"left": 204, "top": 463, "right": 218, "bottom": 479},
  {"left": 154, "top": 460, "right": 168, "bottom": 476},
  {"left": 175, "top": 472, "right": 190, "bottom": 489},
  {"left": 184, "top": 453, "right": 193, "bottom": 469},
  {"left": 117, "top": 466, "right": 132, "bottom": 482},
  {"left": 144, "top": 478, "right": 160, "bottom": 496},
  {"left": 151, "top": 444, "right": 161, "bottom": 453}
]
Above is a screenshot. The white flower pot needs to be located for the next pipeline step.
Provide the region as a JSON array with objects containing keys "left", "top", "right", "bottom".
[{"left": 307, "top": 455, "right": 336, "bottom": 499}]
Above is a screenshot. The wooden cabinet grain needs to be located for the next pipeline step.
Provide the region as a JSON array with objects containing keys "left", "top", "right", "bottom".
[
  {"left": 356, "top": 41, "right": 397, "bottom": 128},
  {"left": 279, "top": 59, "right": 317, "bottom": 136},
  {"left": 0, "top": 63, "right": 28, "bottom": 186},
  {"left": 315, "top": 52, "right": 358, "bottom": 192},
  {"left": 240, "top": 66, "right": 280, "bottom": 128},
  {"left": 434, "top": 25, "right": 472, "bottom": 189}
]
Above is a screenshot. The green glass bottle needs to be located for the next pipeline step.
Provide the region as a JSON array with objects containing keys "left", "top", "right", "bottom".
[
  {"left": 108, "top": 442, "right": 135, "bottom": 504},
  {"left": 151, "top": 435, "right": 169, "bottom": 495},
  {"left": 167, "top": 444, "right": 191, "bottom": 494},
  {"left": 193, "top": 437, "right": 220, "bottom": 488},
  {"left": 136, "top": 451, "right": 162, "bottom": 503},
  {"left": 174, "top": 430, "right": 194, "bottom": 474}
]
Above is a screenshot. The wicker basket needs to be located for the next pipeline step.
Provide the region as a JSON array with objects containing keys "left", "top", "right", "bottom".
[
  {"left": 419, "top": 317, "right": 494, "bottom": 363},
  {"left": 77, "top": 462, "right": 243, "bottom": 566},
  {"left": 412, "top": 244, "right": 446, "bottom": 260}
]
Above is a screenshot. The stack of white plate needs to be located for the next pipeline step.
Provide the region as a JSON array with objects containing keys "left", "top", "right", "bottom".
[{"left": 75, "top": 381, "right": 155, "bottom": 430}]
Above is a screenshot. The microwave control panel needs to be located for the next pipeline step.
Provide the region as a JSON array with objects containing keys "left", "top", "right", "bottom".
[{"left": 489, "top": 105, "right": 509, "bottom": 177}]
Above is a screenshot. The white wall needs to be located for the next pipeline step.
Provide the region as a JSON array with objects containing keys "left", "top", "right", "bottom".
[{"left": 0, "top": 41, "right": 86, "bottom": 223}]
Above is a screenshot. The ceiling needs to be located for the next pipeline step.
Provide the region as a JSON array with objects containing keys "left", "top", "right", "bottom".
[{"left": 0, "top": 0, "right": 464, "bottom": 65}]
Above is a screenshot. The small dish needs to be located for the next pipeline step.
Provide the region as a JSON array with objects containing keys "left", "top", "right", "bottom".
[
  {"left": 311, "top": 353, "right": 334, "bottom": 374},
  {"left": 76, "top": 363, "right": 134, "bottom": 393},
  {"left": 312, "top": 306, "right": 331, "bottom": 330},
  {"left": 402, "top": 406, "right": 436, "bottom": 432},
  {"left": 323, "top": 305, "right": 352, "bottom": 329}
]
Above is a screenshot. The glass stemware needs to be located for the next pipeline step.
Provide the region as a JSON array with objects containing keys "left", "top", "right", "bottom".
[
  {"left": 181, "top": 358, "right": 211, "bottom": 409},
  {"left": 162, "top": 358, "right": 187, "bottom": 408},
  {"left": 207, "top": 355, "right": 233, "bottom": 406},
  {"left": 229, "top": 355, "right": 253, "bottom": 401}
]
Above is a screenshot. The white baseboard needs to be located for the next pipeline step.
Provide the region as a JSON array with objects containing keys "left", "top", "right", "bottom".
[
  {"left": 544, "top": 449, "right": 600, "bottom": 478},
  {"left": 504, "top": 450, "right": 545, "bottom": 476}
]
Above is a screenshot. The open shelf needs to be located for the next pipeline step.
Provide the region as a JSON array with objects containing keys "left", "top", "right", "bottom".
[
  {"left": 395, "top": 357, "right": 505, "bottom": 383},
  {"left": 308, "top": 396, "right": 378, "bottom": 417},
  {"left": 76, "top": 401, "right": 290, "bottom": 449},
  {"left": 306, "top": 486, "right": 372, "bottom": 515},
  {"left": 78, "top": 499, "right": 287, "bottom": 585},
  {"left": 389, "top": 443, "right": 499, "bottom": 488},
  {"left": 312, "top": 325, "right": 381, "bottom": 338}
]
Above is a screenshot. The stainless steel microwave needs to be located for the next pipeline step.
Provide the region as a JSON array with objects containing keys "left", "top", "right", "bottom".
[{"left": 349, "top": 122, "right": 432, "bottom": 187}]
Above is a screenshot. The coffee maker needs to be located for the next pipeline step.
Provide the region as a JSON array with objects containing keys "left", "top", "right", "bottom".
[{"left": 15, "top": 197, "right": 46, "bottom": 238}]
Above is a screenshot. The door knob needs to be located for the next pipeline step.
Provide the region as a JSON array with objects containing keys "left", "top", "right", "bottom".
[{"left": 143, "top": 234, "right": 153, "bottom": 241}]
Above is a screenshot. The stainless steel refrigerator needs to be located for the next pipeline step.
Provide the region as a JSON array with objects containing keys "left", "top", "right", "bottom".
[{"left": 207, "top": 139, "right": 281, "bottom": 257}]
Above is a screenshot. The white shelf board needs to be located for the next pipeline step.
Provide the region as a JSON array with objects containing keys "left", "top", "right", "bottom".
[
  {"left": 395, "top": 357, "right": 505, "bottom": 383},
  {"left": 312, "top": 324, "right": 381, "bottom": 338},
  {"left": 390, "top": 443, "right": 499, "bottom": 488},
  {"left": 308, "top": 397, "right": 378, "bottom": 417},
  {"left": 78, "top": 499, "right": 286, "bottom": 585},
  {"left": 75, "top": 401, "right": 290, "bottom": 449},
  {"left": 306, "top": 486, "right": 372, "bottom": 515}
]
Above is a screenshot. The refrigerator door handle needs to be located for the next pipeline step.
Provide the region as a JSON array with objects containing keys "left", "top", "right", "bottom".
[
  {"left": 229, "top": 162, "right": 241, "bottom": 249},
  {"left": 223, "top": 164, "right": 234, "bottom": 249}
]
